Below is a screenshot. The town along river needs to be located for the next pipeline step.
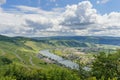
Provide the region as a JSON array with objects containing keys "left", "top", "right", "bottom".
[{"left": 39, "top": 50, "right": 79, "bottom": 69}]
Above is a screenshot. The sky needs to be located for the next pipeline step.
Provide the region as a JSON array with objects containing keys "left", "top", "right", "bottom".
[{"left": 0, "top": 0, "right": 120, "bottom": 37}]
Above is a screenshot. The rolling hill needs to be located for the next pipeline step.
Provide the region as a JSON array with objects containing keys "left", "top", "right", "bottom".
[
  {"left": 33, "top": 36, "right": 120, "bottom": 46},
  {"left": 0, "top": 35, "right": 120, "bottom": 79}
]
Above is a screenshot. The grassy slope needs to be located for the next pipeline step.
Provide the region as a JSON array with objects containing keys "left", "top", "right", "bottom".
[
  {"left": 0, "top": 38, "right": 63, "bottom": 70},
  {"left": 0, "top": 35, "right": 119, "bottom": 67},
  {"left": 0, "top": 36, "right": 83, "bottom": 80},
  {"left": 0, "top": 35, "right": 120, "bottom": 80}
]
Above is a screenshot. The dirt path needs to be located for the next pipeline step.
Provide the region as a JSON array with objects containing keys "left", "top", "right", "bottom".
[
  {"left": 14, "top": 49, "right": 25, "bottom": 63},
  {"left": 29, "top": 56, "right": 35, "bottom": 66},
  {"left": 14, "top": 49, "right": 31, "bottom": 70}
]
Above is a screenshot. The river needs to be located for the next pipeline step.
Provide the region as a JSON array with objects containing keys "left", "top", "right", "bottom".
[{"left": 39, "top": 50, "right": 79, "bottom": 69}]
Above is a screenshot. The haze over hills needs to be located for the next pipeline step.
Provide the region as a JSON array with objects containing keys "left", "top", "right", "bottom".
[
  {"left": 0, "top": 35, "right": 120, "bottom": 47},
  {"left": 33, "top": 36, "right": 120, "bottom": 46},
  {"left": 0, "top": 34, "right": 120, "bottom": 46}
]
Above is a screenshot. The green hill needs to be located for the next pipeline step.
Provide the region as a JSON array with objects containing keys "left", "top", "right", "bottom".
[
  {"left": 0, "top": 35, "right": 81, "bottom": 80},
  {"left": 0, "top": 35, "right": 120, "bottom": 80}
]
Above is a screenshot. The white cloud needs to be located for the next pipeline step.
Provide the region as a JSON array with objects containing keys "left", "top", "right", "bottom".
[
  {"left": 61, "top": 1, "right": 98, "bottom": 29},
  {"left": 97, "top": 0, "right": 109, "bottom": 4},
  {"left": 0, "top": 1, "right": 120, "bottom": 37},
  {"left": 0, "top": 9, "right": 33, "bottom": 36},
  {"left": 0, "top": 0, "right": 6, "bottom": 5},
  {"left": 60, "top": 1, "right": 120, "bottom": 36},
  {"left": 0, "top": 5, "right": 63, "bottom": 36}
]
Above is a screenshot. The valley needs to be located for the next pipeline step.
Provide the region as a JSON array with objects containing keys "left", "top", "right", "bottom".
[{"left": 0, "top": 35, "right": 120, "bottom": 80}]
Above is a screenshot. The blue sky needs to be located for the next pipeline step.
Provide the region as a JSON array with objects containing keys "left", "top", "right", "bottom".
[
  {"left": 0, "top": 0, "right": 120, "bottom": 37},
  {"left": 2, "top": 0, "right": 120, "bottom": 14}
]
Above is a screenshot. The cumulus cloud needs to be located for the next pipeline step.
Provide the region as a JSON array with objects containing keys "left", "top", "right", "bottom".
[
  {"left": 0, "top": 5, "right": 63, "bottom": 36},
  {"left": 0, "top": 1, "right": 120, "bottom": 37},
  {"left": 60, "top": 1, "right": 120, "bottom": 36},
  {"left": 61, "top": 1, "right": 98, "bottom": 29},
  {"left": 0, "top": 11, "right": 32, "bottom": 36}
]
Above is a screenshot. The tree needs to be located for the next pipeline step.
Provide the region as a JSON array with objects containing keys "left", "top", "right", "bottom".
[
  {"left": 0, "top": 57, "right": 12, "bottom": 65},
  {"left": 92, "top": 50, "right": 120, "bottom": 79}
]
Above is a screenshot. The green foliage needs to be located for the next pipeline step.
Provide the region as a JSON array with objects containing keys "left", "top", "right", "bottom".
[
  {"left": 1, "top": 64, "right": 80, "bottom": 80},
  {"left": 0, "top": 35, "right": 120, "bottom": 80},
  {"left": 91, "top": 50, "right": 120, "bottom": 79},
  {"left": 87, "top": 77, "right": 97, "bottom": 80},
  {"left": 0, "top": 56, "right": 12, "bottom": 65},
  {"left": 78, "top": 64, "right": 87, "bottom": 79},
  {"left": 0, "top": 76, "right": 16, "bottom": 80}
]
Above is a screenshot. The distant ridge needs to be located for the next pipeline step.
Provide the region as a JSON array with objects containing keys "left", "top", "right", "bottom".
[
  {"left": 33, "top": 36, "right": 120, "bottom": 46},
  {"left": 0, "top": 35, "right": 120, "bottom": 46}
]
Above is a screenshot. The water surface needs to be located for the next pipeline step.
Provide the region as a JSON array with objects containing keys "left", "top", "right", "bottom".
[{"left": 40, "top": 50, "right": 79, "bottom": 69}]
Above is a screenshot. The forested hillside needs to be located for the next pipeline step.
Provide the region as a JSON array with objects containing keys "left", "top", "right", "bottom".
[
  {"left": 0, "top": 35, "right": 120, "bottom": 80},
  {"left": 33, "top": 36, "right": 120, "bottom": 46}
]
